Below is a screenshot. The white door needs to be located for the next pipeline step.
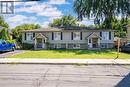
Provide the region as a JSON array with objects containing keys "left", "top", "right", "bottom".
[{"left": 37, "top": 38, "right": 42, "bottom": 48}]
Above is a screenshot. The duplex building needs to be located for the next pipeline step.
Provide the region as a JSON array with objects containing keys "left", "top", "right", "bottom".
[{"left": 22, "top": 26, "right": 114, "bottom": 50}]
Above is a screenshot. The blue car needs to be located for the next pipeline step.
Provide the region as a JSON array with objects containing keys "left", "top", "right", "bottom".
[{"left": 0, "top": 40, "right": 16, "bottom": 52}]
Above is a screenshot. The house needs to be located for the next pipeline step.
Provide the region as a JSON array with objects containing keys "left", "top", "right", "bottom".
[
  {"left": 127, "top": 24, "right": 130, "bottom": 42},
  {"left": 21, "top": 26, "right": 115, "bottom": 50}
]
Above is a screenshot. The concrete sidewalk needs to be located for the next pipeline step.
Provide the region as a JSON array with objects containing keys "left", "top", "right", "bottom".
[{"left": 0, "top": 58, "right": 130, "bottom": 64}]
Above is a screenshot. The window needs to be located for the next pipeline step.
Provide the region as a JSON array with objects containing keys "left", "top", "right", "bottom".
[
  {"left": 54, "top": 44, "right": 61, "bottom": 48},
  {"left": 73, "top": 32, "right": 80, "bottom": 40},
  {"left": 89, "top": 39, "right": 91, "bottom": 43},
  {"left": 54, "top": 32, "right": 61, "bottom": 40},
  {"left": 57, "top": 44, "right": 61, "bottom": 48},
  {"left": 102, "top": 32, "right": 109, "bottom": 40},
  {"left": 73, "top": 44, "right": 80, "bottom": 49},
  {"left": 27, "top": 33, "right": 33, "bottom": 41}
]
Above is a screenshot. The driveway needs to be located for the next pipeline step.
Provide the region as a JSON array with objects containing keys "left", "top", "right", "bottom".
[
  {"left": 0, "top": 64, "right": 129, "bottom": 87},
  {"left": 0, "top": 50, "right": 25, "bottom": 58}
]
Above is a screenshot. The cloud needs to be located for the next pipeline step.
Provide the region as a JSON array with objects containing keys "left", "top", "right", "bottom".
[
  {"left": 37, "top": 6, "right": 63, "bottom": 17},
  {"left": 77, "top": 18, "right": 94, "bottom": 26},
  {"left": 15, "top": 2, "right": 63, "bottom": 17},
  {"left": 41, "top": 21, "right": 50, "bottom": 28},
  {"left": 48, "top": 0, "right": 69, "bottom": 4},
  {"left": 6, "top": 15, "right": 37, "bottom": 28}
]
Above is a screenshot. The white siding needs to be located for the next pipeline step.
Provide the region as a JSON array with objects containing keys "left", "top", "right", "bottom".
[{"left": 22, "top": 31, "right": 114, "bottom": 44}]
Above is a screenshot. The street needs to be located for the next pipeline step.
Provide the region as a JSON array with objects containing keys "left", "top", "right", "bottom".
[{"left": 0, "top": 64, "right": 130, "bottom": 87}]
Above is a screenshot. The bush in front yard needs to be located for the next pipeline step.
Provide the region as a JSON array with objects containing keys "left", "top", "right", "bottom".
[
  {"left": 21, "top": 43, "right": 34, "bottom": 50},
  {"left": 6, "top": 40, "right": 16, "bottom": 44}
]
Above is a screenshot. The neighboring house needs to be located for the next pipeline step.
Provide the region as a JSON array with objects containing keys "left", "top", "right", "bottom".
[
  {"left": 127, "top": 24, "right": 130, "bottom": 42},
  {"left": 22, "top": 26, "right": 115, "bottom": 50}
]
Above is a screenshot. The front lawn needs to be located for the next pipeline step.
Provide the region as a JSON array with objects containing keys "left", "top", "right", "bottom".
[{"left": 8, "top": 49, "right": 130, "bottom": 59}]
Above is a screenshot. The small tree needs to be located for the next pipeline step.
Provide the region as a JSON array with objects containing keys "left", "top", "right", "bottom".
[{"left": 0, "top": 28, "right": 10, "bottom": 40}]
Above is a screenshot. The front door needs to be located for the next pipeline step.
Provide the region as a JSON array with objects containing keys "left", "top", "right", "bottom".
[
  {"left": 37, "top": 38, "right": 43, "bottom": 48},
  {"left": 92, "top": 38, "right": 98, "bottom": 48}
]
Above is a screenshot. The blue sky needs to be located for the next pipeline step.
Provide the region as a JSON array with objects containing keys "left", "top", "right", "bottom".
[{"left": 3, "top": 0, "right": 94, "bottom": 28}]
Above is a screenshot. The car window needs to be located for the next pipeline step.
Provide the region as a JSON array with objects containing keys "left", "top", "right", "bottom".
[
  {"left": 126, "top": 43, "right": 130, "bottom": 46},
  {"left": 2, "top": 41, "right": 6, "bottom": 44}
]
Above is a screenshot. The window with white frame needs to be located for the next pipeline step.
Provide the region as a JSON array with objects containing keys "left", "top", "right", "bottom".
[
  {"left": 56, "top": 44, "right": 61, "bottom": 48},
  {"left": 73, "top": 44, "right": 80, "bottom": 49},
  {"left": 73, "top": 32, "right": 80, "bottom": 40},
  {"left": 27, "top": 33, "right": 33, "bottom": 41},
  {"left": 102, "top": 32, "right": 109, "bottom": 40},
  {"left": 54, "top": 32, "right": 61, "bottom": 40}
]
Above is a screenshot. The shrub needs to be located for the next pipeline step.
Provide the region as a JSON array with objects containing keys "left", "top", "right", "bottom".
[{"left": 21, "top": 43, "right": 34, "bottom": 50}]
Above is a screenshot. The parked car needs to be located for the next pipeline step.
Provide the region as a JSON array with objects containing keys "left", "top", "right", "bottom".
[
  {"left": 0, "top": 40, "right": 16, "bottom": 52},
  {"left": 120, "top": 43, "right": 130, "bottom": 53}
]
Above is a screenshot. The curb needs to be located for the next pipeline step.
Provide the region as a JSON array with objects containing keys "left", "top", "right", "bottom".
[{"left": 0, "top": 59, "right": 130, "bottom": 65}]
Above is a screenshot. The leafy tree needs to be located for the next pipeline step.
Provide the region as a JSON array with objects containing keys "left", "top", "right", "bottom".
[
  {"left": 0, "top": 28, "right": 10, "bottom": 40},
  {"left": 112, "top": 18, "right": 130, "bottom": 38},
  {"left": 74, "top": 0, "right": 130, "bottom": 29},
  {"left": 49, "top": 15, "right": 86, "bottom": 27},
  {"left": 12, "top": 24, "right": 41, "bottom": 43},
  {"left": 0, "top": 16, "right": 10, "bottom": 40},
  {"left": 0, "top": 16, "right": 9, "bottom": 28}
]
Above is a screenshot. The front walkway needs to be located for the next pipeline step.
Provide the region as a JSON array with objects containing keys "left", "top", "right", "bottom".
[
  {"left": 0, "top": 58, "right": 130, "bottom": 64},
  {"left": 0, "top": 50, "right": 25, "bottom": 58}
]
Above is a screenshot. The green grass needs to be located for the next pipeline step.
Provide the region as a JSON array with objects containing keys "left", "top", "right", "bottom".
[{"left": 7, "top": 49, "right": 130, "bottom": 59}]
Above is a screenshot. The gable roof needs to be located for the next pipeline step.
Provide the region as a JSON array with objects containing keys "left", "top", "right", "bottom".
[
  {"left": 21, "top": 26, "right": 115, "bottom": 33},
  {"left": 86, "top": 33, "right": 102, "bottom": 39},
  {"left": 33, "top": 33, "right": 47, "bottom": 39}
]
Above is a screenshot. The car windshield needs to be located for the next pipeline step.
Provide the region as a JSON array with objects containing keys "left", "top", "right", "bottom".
[
  {"left": 0, "top": 40, "right": 6, "bottom": 44},
  {"left": 126, "top": 43, "right": 130, "bottom": 46}
]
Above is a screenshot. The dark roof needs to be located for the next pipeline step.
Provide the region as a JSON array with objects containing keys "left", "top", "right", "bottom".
[
  {"left": 21, "top": 26, "right": 115, "bottom": 32},
  {"left": 58, "top": 26, "right": 111, "bottom": 30}
]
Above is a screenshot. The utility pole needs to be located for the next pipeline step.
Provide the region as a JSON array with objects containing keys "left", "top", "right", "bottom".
[{"left": 115, "top": 38, "right": 120, "bottom": 59}]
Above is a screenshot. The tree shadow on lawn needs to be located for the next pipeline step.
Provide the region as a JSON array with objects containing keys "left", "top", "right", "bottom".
[{"left": 48, "top": 49, "right": 115, "bottom": 55}]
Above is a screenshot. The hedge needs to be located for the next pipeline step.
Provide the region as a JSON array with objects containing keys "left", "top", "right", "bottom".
[{"left": 21, "top": 43, "right": 34, "bottom": 50}]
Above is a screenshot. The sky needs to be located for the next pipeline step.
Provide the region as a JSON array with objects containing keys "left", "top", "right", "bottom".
[{"left": 2, "top": 0, "right": 95, "bottom": 28}]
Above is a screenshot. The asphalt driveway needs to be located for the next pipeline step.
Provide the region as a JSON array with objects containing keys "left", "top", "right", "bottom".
[
  {"left": 0, "top": 50, "right": 25, "bottom": 58},
  {"left": 0, "top": 64, "right": 130, "bottom": 87}
]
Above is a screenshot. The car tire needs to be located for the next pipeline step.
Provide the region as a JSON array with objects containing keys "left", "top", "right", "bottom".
[{"left": 12, "top": 47, "right": 15, "bottom": 51}]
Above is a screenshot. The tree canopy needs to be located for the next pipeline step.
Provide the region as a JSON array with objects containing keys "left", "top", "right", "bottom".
[
  {"left": 113, "top": 18, "right": 130, "bottom": 38},
  {"left": 74, "top": 0, "right": 130, "bottom": 28},
  {"left": 0, "top": 16, "right": 9, "bottom": 28},
  {"left": 0, "top": 16, "right": 10, "bottom": 40},
  {"left": 49, "top": 15, "right": 86, "bottom": 27},
  {"left": 0, "top": 28, "right": 10, "bottom": 40}
]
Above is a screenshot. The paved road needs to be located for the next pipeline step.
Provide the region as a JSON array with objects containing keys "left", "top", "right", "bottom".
[
  {"left": 0, "top": 64, "right": 130, "bottom": 87},
  {"left": 0, "top": 50, "right": 24, "bottom": 58}
]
